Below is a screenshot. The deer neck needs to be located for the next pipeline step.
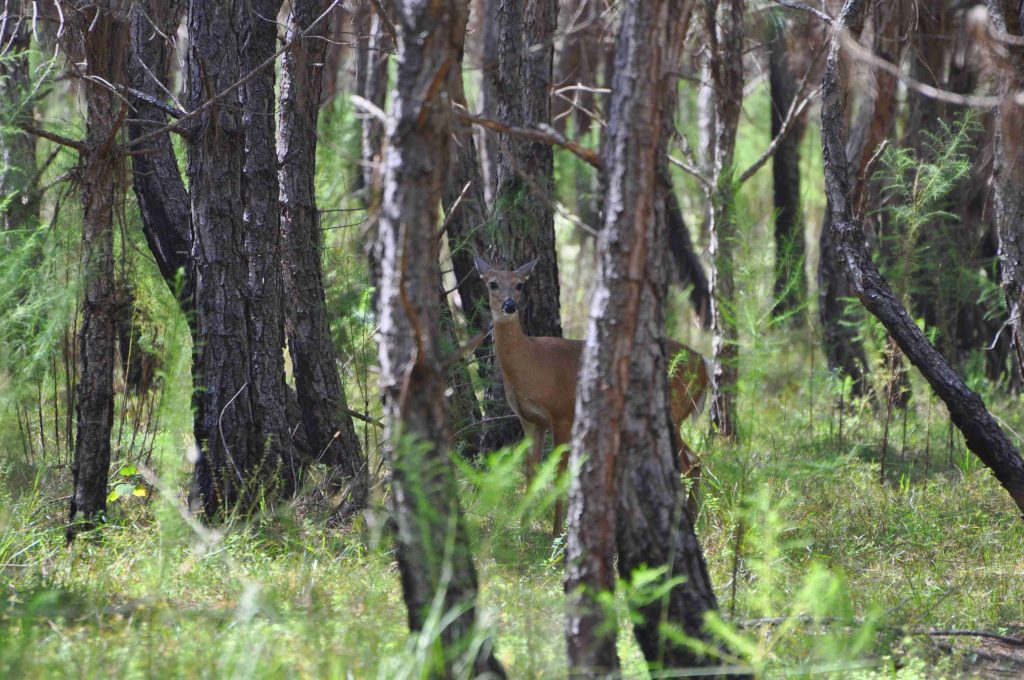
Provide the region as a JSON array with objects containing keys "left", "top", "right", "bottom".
[{"left": 492, "top": 316, "right": 534, "bottom": 382}]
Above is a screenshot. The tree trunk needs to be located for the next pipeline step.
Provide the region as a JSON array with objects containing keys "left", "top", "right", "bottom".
[
  {"left": 68, "top": 8, "right": 126, "bottom": 539},
  {"left": 278, "top": 0, "right": 367, "bottom": 510},
  {"left": 567, "top": 1, "right": 727, "bottom": 675},
  {"left": 443, "top": 0, "right": 522, "bottom": 453},
  {"left": 820, "top": 0, "right": 1024, "bottom": 514},
  {"left": 768, "top": 12, "right": 807, "bottom": 322},
  {"left": 376, "top": 0, "right": 504, "bottom": 675},
  {"left": 0, "top": 7, "right": 38, "bottom": 235},
  {"left": 989, "top": 1, "right": 1024, "bottom": 379},
  {"left": 356, "top": 0, "right": 390, "bottom": 203},
  {"left": 487, "top": 0, "right": 563, "bottom": 339},
  {"left": 187, "top": 0, "right": 295, "bottom": 516},
  {"left": 126, "top": 0, "right": 194, "bottom": 312},
  {"left": 704, "top": 0, "right": 745, "bottom": 438}
]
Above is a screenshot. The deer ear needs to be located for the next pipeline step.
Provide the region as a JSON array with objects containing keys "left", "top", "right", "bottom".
[
  {"left": 515, "top": 259, "right": 538, "bottom": 279},
  {"left": 474, "top": 255, "right": 492, "bottom": 276}
]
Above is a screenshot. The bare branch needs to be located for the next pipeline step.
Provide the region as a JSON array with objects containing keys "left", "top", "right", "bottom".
[
  {"left": 771, "top": 0, "right": 834, "bottom": 26},
  {"left": 454, "top": 108, "right": 603, "bottom": 169},
  {"left": 17, "top": 123, "right": 86, "bottom": 153}
]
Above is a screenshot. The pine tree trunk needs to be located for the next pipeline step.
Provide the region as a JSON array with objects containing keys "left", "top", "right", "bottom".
[
  {"left": 705, "top": 0, "right": 744, "bottom": 438},
  {"left": 487, "top": 0, "right": 563, "bottom": 339},
  {"left": 278, "top": 0, "right": 367, "bottom": 509},
  {"left": 567, "top": 1, "right": 728, "bottom": 674},
  {"left": 768, "top": 13, "right": 807, "bottom": 322},
  {"left": 187, "top": 0, "right": 296, "bottom": 516},
  {"left": 988, "top": 1, "right": 1024, "bottom": 379},
  {"left": 377, "top": 0, "right": 504, "bottom": 674},
  {"left": 126, "top": 0, "right": 194, "bottom": 311},
  {"left": 443, "top": 0, "right": 522, "bottom": 453},
  {"left": 68, "top": 9, "right": 126, "bottom": 538}
]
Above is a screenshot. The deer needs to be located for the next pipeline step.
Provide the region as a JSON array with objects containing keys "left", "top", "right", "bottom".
[{"left": 474, "top": 256, "right": 710, "bottom": 535}]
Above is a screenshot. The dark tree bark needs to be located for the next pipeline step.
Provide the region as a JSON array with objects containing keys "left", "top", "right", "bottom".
[
  {"left": 68, "top": 8, "right": 126, "bottom": 538},
  {"left": 817, "top": 4, "right": 873, "bottom": 399},
  {"left": 566, "top": 1, "right": 727, "bottom": 675},
  {"left": 187, "top": 0, "right": 296, "bottom": 516},
  {"left": 768, "top": 12, "right": 807, "bottom": 322},
  {"left": 278, "top": 0, "right": 366, "bottom": 508},
  {"left": 704, "top": 0, "right": 745, "bottom": 438},
  {"left": 486, "top": 0, "right": 563, "bottom": 339},
  {"left": 663, "top": 175, "right": 712, "bottom": 328},
  {"left": 126, "top": 0, "right": 194, "bottom": 310},
  {"left": 821, "top": 0, "right": 1024, "bottom": 514},
  {"left": 0, "top": 6, "right": 38, "bottom": 235},
  {"left": 376, "top": 0, "right": 504, "bottom": 674},
  {"left": 988, "top": 1, "right": 1024, "bottom": 378},
  {"left": 441, "top": 2, "right": 517, "bottom": 454}
]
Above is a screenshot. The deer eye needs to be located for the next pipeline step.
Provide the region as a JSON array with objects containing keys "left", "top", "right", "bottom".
[
  {"left": 515, "top": 283, "right": 523, "bottom": 291},
  {"left": 488, "top": 281, "right": 498, "bottom": 290}
]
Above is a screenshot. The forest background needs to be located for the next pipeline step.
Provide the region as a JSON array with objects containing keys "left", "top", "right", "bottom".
[{"left": 2, "top": 0, "right": 1024, "bottom": 677}]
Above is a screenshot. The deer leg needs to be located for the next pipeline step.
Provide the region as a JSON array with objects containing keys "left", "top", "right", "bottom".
[
  {"left": 551, "top": 421, "right": 573, "bottom": 536},
  {"left": 523, "top": 422, "right": 544, "bottom": 492}
]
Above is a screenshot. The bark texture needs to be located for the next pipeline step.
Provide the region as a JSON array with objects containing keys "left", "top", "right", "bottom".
[
  {"left": 566, "top": 1, "right": 726, "bottom": 675},
  {"left": 126, "top": 0, "right": 194, "bottom": 309},
  {"left": 376, "top": 0, "right": 504, "bottom": 674},
  {"left": 486, "top": 0, "right": 563, "bottom": 339},
  {"left": 821, "top": 0, "right": 1024, "bottom": 514},
  {"left": 989, "top": 1, "right": 1024, "bottom": 378},
  {"left": 68, "top": 9, "right": 126, "bottom": 538},
  {"left": 187, "top": 0, "right": 295, "bottom": 516},
  {"left": 356, "top": 0, "right": 390, "bottom": 201},
  {"left": 0, "top": 6, "right": 37, "bottom": 234},
  {"left": 444, "top": 0, "right": 522, "bottom": 453},
  {"left": 704, "top": 0, "right": 745, "bottom": 437},
  {"left": 278, "top": 0, "right": 366, "bottom": 507},
  {"left": 768, "top": 12, "right": 807, "bottom": 322}
]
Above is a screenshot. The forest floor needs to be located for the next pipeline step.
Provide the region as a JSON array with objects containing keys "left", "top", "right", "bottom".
[{"left": 2, "top": 339, "right": 1024, "bottom": 678}]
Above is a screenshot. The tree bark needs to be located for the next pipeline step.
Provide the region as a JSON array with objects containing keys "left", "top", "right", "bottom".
[
  {"left": 278, "top": 0, "right": 366, "bottom": 509},
  {"left": 486, "top": 0, "right": 563, "bottom": 339},
  {"left": 567, "top": 1, "right": 727, "bottom": 675},
  {"left": 356, "top": 0, "right": 390, "bottom": 203},
  {"left": 0, "top": 5, "right": 38, "bottom": 235},
  {"left": 126, "top": 0, "right": 194, "bottom": 311},
  {"left": 821, "top": 0, "right": 1024, "bottom": 514},
  {"left": 187, "top": 0, "right": 295, "bottom": 516},
  {"left": 376, "top": 0, "right": 504, "bottom": 674},
  {"left": 68, "top": 8, "right": 126, "bottom": 538},
  {"left": 704, "top": 0, "right": 744, "bottom": 438},
  {"left": 989, "top": 1, "right": 1024, "bottom": 379},
  {"left": 441, "top": 1, "right": 515, "bottom": 454},
  {"left": 768, "top": 12, "right": 807, "bottom": 322}
]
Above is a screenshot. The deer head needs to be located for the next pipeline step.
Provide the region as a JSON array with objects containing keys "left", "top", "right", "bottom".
[{"left": 474, "top": 256, "right": 537, "bottom": 322}]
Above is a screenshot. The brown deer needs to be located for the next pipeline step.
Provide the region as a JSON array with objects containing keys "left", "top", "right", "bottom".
[{"left": 474, "top": 256, "right": 710, "bottom": 535}]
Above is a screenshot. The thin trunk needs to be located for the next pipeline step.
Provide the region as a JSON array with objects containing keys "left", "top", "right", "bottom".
[
  {"left": 357, "top": 1, "right": 390, "bottom": 203},
  {"left": 821, "top": 0, "right": 1024, "bottom": 514},
  {"left": 127, "top": 0, "right": 194, "bottom": 312},
  {"left": 68, "top": 8, "right": 125, "bottom": 539},
  {"left": 988, "top": 2, "right": 1024, "bottom": 379},
  {"left": 568, "top": 1, "right": 729, "bottom": 675},
  {"left": 279, "top": 0, "right": 366, "bottom": 510},
  {"left": 0, "top": 6, "right": 38, "bottom": 235},
  {"left": 768, "top": 12, "right": 807, "bottom": 322},
  {"left": 377, "top": 0, "right": 504, "bottom": 674},
  {"left": 705, "top": 0, "right": 744, "bottom": 438},
  {"left": 487, "top": 0, "right": 562, "bottom": 339},
  {"left": 442, "top": 2, "right": 518, "bottom": 453}
]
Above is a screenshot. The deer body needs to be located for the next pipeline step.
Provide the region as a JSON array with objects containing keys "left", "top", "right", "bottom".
[{"left": 476, "top": 257, "right": 709, "bottom": 535}]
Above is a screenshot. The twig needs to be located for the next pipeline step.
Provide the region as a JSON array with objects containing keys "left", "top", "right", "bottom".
[
  {"left": 454, "top": 107, "right": 603, "bottom": 170},
  {"left": 854, "top": 138, "right": 889, "bottom": 221},
  {"left": 17, "top": 123, "right": 86, "bottom": 153},
  {"left": 344, "top": 407, "right": 383, "bottom": 429},
  {"left": 438, "top": 181, "right": 472, "bottom": 241},
  {"left": 367, "top": 0, "right": 398, "bottom": 46},
  {"left": 440, "top": 324, "right": 492, "bottom": 374},
  {"left": 126, "top": 86, "right": 187, "bottom": 119},
  {"left": 771, "top": 0, "right": 835, "bottom": 26}
]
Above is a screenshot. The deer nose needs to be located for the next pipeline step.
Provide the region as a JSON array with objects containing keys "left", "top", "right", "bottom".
[{"left": 502, "top": 298, "right": 518, "bottom": 314}]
